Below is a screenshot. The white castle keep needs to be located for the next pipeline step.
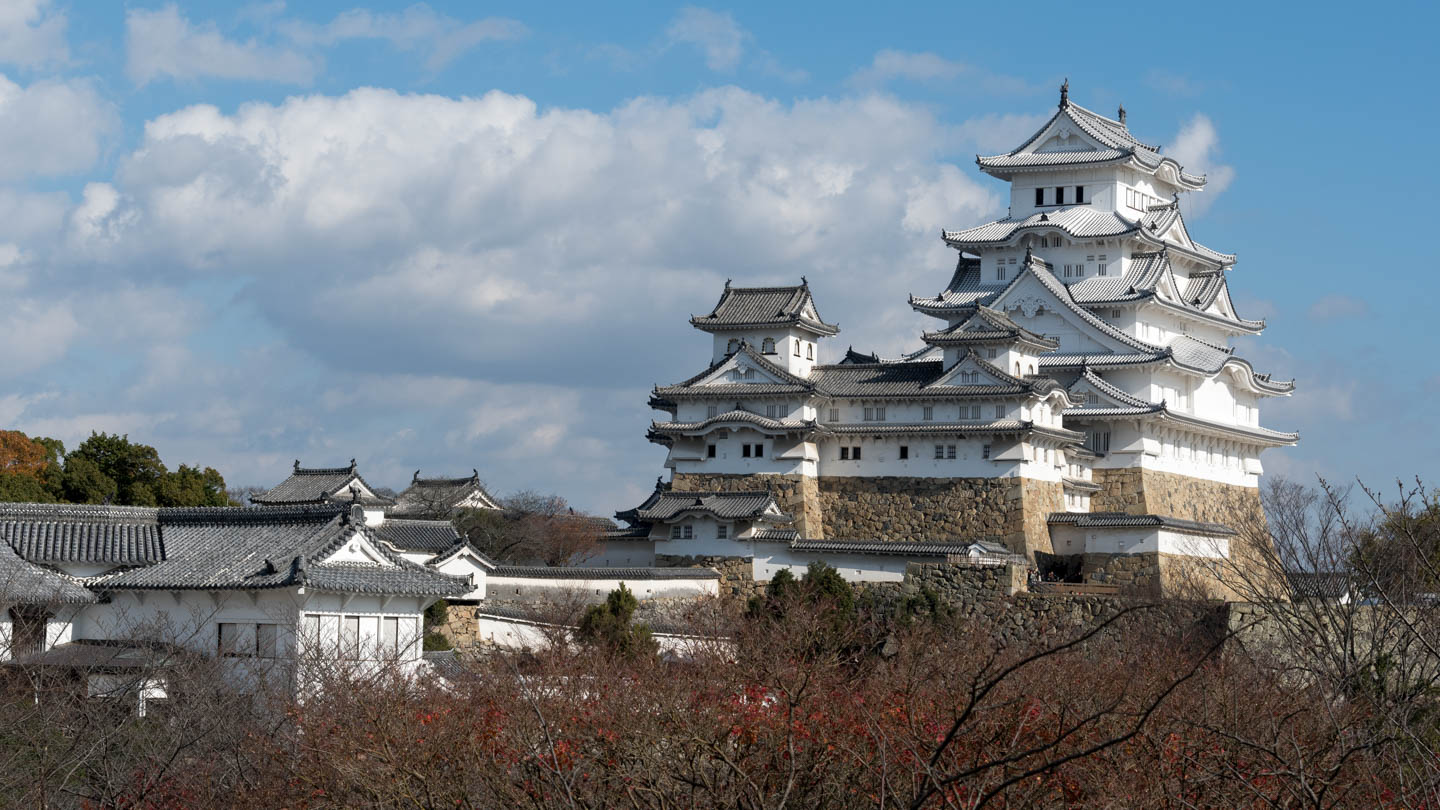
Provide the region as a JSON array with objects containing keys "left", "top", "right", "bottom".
[{"left": 609, "top": 85, "right": 1297, "bottom": 595}]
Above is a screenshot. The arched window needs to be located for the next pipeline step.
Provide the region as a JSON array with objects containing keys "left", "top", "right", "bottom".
[
  {"left": 727, "top": 339, "right": 739, "bottom": 354},
  {"left": 793, "top": 339, "right": 801, "bottom": 357},
  {"left": 1028, "top": 364, "right": 1036, "bottom": 375},
  {"left": 761, "top": 338, "right": 776, "bottom": 354},
  {"left": 806, "top": 343, "right": 814, "bottom": 360},
  {"left": 1015, "top": 362, "right": 1022, "bottom": 375}
]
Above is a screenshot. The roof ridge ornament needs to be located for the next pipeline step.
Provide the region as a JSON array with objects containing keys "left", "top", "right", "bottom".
[
  {"left": 413, "top": 469, "right": 421, "bottom": 482},
  {"left": 1117, "top": 103, "right": 1126, "bottom": 124},
  {"left": 1059, "top": 78, "right": 1069, "bottom": 108},
  {"left": 293, "top": 459, "right": 300, "bottom": 472}
]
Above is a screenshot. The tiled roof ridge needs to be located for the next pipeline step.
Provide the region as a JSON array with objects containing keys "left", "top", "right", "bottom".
[
  {"left": 1047, "top": 511, "right": 1237, "bottom": 536},
  {"left": 0, "top": 503, "right": 161, "bottom": 522},
  {"left": 1074, "top": 369, "right": 1153, "bottom": 409},
  {"left": 292, "top": 458, "right": 358, "bottom": 476},
  {"left": 410, "top": 469, "right": 481, "bottom": 486},
  {"left": 159, "top": 504, "right": 346, "bottom": 524}
]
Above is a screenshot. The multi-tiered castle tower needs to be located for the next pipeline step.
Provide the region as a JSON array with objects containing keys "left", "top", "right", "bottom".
[{"left": 627, "top": 86, "right": 1297, "bottom": 595}]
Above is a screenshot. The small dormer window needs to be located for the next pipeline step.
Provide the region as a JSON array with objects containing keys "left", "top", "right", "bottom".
[{"left": 761, "top": 337, "right": 776, "bottom": 354}]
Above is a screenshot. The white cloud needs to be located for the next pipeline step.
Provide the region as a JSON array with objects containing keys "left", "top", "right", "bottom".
[
  {"left": 0, "top": 74, "right": 116, "bottom": 179},
  {"left": 848, "top": 50, "right": 1033, "bottom": 95},
  {"left": 0, "top": 0, "right": 67, "bottom": 68},
  {"left": 0, "top": 297, "right": 78, "bottom": 376},
  {"left": 20, "top": 86, "right": 1019, "bottom": 506},
  {"left": 665, "top": 7, "right": 746, "bottom": 72},
  {"left": 125, "top": 5, "right": 317, "bottom": 85},
  {"left": 1169, "top": 114, "right": 1235, "bottom": 216},
  {"left": 278, "top": 5, "right": 526, "bottom": 72},
  {"left": 1308, "top": 294, "right": 1371, "bottom": 321}
]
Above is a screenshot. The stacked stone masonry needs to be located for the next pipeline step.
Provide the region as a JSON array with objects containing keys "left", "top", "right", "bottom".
[{"left": 673, "top": 472, "right": 1061, "bottom": 557}]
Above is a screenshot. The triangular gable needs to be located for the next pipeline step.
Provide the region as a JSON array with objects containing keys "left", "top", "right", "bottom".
[
  {"left": 1156, "top": 210, "right": 1196, "bottom": 251},
  {"left": 318, "top": 528, "right": 396, "bottom": 567},
  {"left": 1031, "top": 117, "right": 1108, "bottom": 154},
  {"left": 691, "top": 348, "right": 803, "bottom": 389},
  {"left": 987, "top": 259, "right": 1153, "bottom": 355},
  {"left": 927, "top": 351, "right": 1026, "bottom": 389},
  {"left": 326, "top": 476, "right": 379, "bottom": 502},
  {"left": 1067, "top": 370, "right": 1152, "bottom": 409}
]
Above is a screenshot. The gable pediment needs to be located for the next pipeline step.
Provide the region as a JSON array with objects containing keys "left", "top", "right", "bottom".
[
  {"left": 928, "top": 354, "right": 1016, "bottom": 388},
  {"left": 693, "top": 352, "right": 795, "bottom": 388},
  {"left": 319, "top": 531, "right": 395, "bottom": 567},
  {"left": 1030, "top": 115, "right": 1106, "bottom": 154},
  {"left": 990, "top": 264, "right": 1147, "bottom": 355}
]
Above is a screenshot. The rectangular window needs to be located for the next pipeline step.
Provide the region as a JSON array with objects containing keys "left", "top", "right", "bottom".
[
  {"left": 1034, "top": 187, "right": 1044, "bottom": 206},
  {"left": 1087, "top": 254, "right": 1095, "bottom": 262},
  {"left": 934, "top": 444, "right": 944, "bottom": 459},
  {"left": 717, "top": 525, "right": 729, "bottom": 540},
  {"left": 342, "top": 616, "right": 360, "bottom": 658},
  {"left": 1075, "top": 264, "right": 1084, "bottom": 278},
  {"left": 766, "top": 404, "right": 777, "bottom": 418},
  {"left": 875, "top": 407, "right": 886, "bottom": 421},
  {"left": 754, "top": 443, "right": 764, "bottom": 457},
  {"left": 1063, "top": 264, "right": 1072, "bottom": 278},
  {"left": 828, "top": 408, "right": 840, "bottom": 422},
  {"left": 1075, "top": 185, "right": 1084, "bottom": 204},
  {"left": 682, "top": 525, "right": 694, "bottom": 540},
  {"left": 1098, "top": 263, "right": 1108, "bottom": 276},
  {"left": 863, "top": 407, "right": 873, "bottom": 421},
  {"left": 218, "top": 622, "right": 242, "bottom": 656},
  {"left": 257, "top": 623, "right": 277, "bottom": 659},
  {"left": 970, "top": 405, "right": 982, "bottom": 419},
  {"left": 996, "top": 266, "right": 1006, "bottom": 281},
  {"left": 982, "top": 444, "right": 991, "bottom": 459},
  {"left": 670, "top": 525, "right": 682, "bottom": 540},
  {"left": 987, "top": 348, "right": 998, "bottom": 359},
  {"left": 742, "top": 444, "right": 751, "bottom": 458},
  {"left": 898, "top": 445, "right": 909, "bottom": 460},
  {"left": 1055, "top": 186, "right": 1066, "bottom": 205},
  {"left": 707, "top": 444, "right": 716, "bottom": 458},
  {"left": 301, "top": 615, "right": 320, "bottom": 651},
  {"left": 852, "top": 446, "right": 862, "bottom": 460},
  {"left": 840, "top": 447, "right": 850, "bottom": 460},
  {"left": 707, "top": 404, "right": 718, "bottom": 418},
  {"left": 946, "top": 445, "right": 957, "bottom": 459},
  {"left": 380, "top": 618, "right": 398, "bottom": 656},
  {"left": 922, "top": 406, "right": 933, "bottom": 420},
  {"left": 995, "top": 405, "right": 1006, "bottom": 419}
]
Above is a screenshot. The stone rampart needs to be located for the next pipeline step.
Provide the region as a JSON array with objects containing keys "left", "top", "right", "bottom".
[
  {"left": 655, "top": 553, "right": 758, "bottom": 599},
  {"left": 816, "top": 477, "right": 1021, "bottom": 546},
  {"left": 1090, "top": 468, "right": 1263, "bottom": 525}
]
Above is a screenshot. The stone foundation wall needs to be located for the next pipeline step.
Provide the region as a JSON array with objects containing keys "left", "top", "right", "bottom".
[
  {"left": 817, "top": 476, "right": 1021, "bottom": 545},
  {"left": 655, "top": 553, "right": 759, "bottom": 599},
  {"left": 1020, "top": 478, "right": 1064, "bottom": 557},
  {"left": 1082, "top": 552, "right": 1162, "bottom": 595},
  {"left": 672, "top": 473, "right": 823, "bottom": 538},
  {"left": 1091, "top": 468, "right": 1263, "bottom": 525},
  {"left": 1090, "top": 467, "right": 1281, "bottom": 599}
]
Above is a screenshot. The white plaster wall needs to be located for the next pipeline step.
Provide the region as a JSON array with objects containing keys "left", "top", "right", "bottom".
[
  {"left": 1052, "top": 525, "right": 1230, "bottom": 559},
  {"left": 710, "top": 330, "right": 823, "bottom": 376},
  {"left": 815, "top": 435, "right": 1016, "bottom": 478},
  {"left": 586, "top": 540, "right": 658, "bottom": 567},
  {"left": 431, "top": 555, "right": 486, "bottom": 600},
  {"left": 751, "top": 547, "right": 920, "bottom": 583},
  {"left": 486, "top": 575, "right": 719, "bottom": 602},
  {"left": 75, "top": 590, "right": 305, "bottom": 655}
]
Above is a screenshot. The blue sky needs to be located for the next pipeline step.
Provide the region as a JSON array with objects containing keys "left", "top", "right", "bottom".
[{"left": 1, "top": 0, "right": 1436, "bottom": 512}]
